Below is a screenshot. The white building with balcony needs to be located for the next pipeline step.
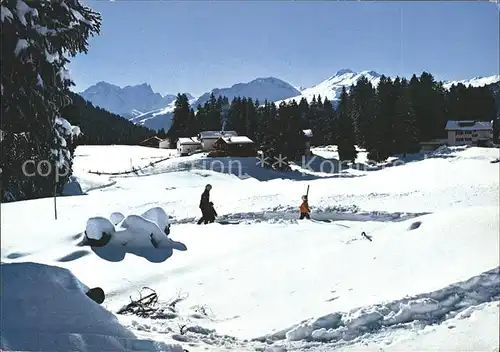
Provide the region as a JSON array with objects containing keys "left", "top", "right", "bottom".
[{"left": 445, "top": 120, "right": 493, "bottom": 147}]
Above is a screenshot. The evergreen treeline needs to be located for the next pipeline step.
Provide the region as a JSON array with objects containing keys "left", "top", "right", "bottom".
[
  {"left": 61, "top": 92, "right": 155, "bottom": 145},
  {"left": 167, "top": 72, "right": 497, "bottom": 166}
]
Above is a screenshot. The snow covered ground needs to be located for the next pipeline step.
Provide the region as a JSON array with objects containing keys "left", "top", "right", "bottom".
[{"left": 2, "top": 144, "right": 499, "bottom": 351}]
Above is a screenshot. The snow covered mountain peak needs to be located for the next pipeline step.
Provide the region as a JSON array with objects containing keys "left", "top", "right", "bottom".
[
  {"left": 126, "top": 82, "right": 153, "bottom": 91},
  {"left": 126, "top": 76, "right": 302, "bottom": 131},
  {"left": 361, "top": 70, "right": 382, "bottom": 78},
  {"left": 442, "top": 75, "right": 500, "bottom": 89},
  {"left": 277, "top": 69, "right": 382, "bottom": 105},
  {"left": 192, "top": 76, "right": 301, "bottom": 107},
  {"left": 80, "top": 82, "right": 190, "bottom": 119},
  {"left": 333, "top": 68, "right": 355, "bottom": 77}
]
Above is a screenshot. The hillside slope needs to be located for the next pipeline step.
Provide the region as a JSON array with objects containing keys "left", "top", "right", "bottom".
[{"left": 62, "top": 92, "right": 155, "bottom": 145}]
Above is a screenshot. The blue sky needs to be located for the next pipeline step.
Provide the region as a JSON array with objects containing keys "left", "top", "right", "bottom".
[{"left": 70, "top": 1, "right": 499, "bottom": 96}]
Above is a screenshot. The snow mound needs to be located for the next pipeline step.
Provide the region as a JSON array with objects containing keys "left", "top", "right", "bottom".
[
  {"left": 61, "top": 176, "right": 84, "bottom": 196},
  {"left": 265, "top": 267, "right": 499, "bottom": 346},
  {"left": 110, "top": 211, "right": 125, "bottom": 225},
  {"left": 82, "top": 207, "right": 186, "bottom": 263},
  {"left": 0, "top": 262, "right": 183, "bottom": 352}
]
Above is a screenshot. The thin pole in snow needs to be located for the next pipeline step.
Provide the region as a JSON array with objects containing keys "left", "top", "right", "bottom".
[
  {"left": 54, "top": 183, "right": 57, "bottom": 220},
  {"left": 54, "top": 163, "right": 58, "bottom": 220}
]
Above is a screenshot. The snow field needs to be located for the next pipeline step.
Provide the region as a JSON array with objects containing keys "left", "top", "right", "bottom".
[
  {"left": 1, "top": 144, "right": 499, "bottom": 351},
  {"left": 0, "top": 262, "right": 183, "bottom": 352}
]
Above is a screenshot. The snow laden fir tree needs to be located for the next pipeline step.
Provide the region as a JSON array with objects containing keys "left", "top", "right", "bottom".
[{"left": 1, "top": 0, "right": 101, "bottom": 201}]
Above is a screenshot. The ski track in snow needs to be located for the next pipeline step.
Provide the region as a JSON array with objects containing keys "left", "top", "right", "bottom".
[
  {"left": 263, "top": 267, "right": 500, "bottom": 344},
  {"left": 169, "top": 205, "right": 430, "bottom": 225},
  {"left": 117, "top": 268, "right": 500, "bottom": 351}
]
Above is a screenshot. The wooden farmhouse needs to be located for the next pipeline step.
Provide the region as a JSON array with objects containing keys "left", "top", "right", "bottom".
[{"left": 212, "top": 135, "right": 257, "bottom": 157}]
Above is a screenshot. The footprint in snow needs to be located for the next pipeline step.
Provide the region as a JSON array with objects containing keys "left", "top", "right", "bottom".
[
  {"left": 69, "top": 233, "right": 82, "bottom": 241},
  {"left": 56, "top": 250, "right": 91, "bottom": 262},
  {"left": 6, "top": 252, "right": 30, "bottom": 259},
  {"left": 408, "top": 221, "right": 422, "bottom": 231}
]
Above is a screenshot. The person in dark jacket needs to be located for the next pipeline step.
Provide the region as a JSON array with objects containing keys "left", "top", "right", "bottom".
[
  {"left": 206, "top": 202, "right": 218, "bottom": 223},
  {"left": 197, "top": 184, "right": 212, "bottom": 224}
]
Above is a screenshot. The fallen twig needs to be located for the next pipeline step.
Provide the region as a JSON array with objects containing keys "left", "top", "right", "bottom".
[{"left": 116, "top": 288, "right": 188, "bottom": 319}]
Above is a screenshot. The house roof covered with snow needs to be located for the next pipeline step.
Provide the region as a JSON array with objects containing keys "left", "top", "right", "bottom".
[
  {"left": 445, "top": 120, "right": 493, "bottom": 131},
  {"left": 199, "top": 130, "right": 238, "bottom": 139},
  {"left": 220, "top": 136, "right": 254, "bottom": 144},
  {"left": 178, "top": 137, "right": 201, "bottom": 145},
  {"left": 303, "top": 129, "right": 313, "bottom": 137},
  {"left": 140, "top": 136, "right": 162, "bottom": 144}
]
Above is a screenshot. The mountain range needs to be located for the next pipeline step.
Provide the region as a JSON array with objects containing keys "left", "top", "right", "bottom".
[
  {"left": 79, "top": 70, "right": 500, "bottom": 131},
  {"left": 79, "top": 81, "right": 194, "bottom": 119}
]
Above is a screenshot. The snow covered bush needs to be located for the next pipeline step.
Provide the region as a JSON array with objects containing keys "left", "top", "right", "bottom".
[{"left": 1, "top": 0, "right": 101, "bottom": 201}]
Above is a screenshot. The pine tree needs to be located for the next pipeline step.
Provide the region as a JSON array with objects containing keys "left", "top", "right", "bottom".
[
  {"left": 336, "top": 87, "right": 357, "bottom": 162},
  {"left": 493, "top": 115, "right": 500, "bottom": 144},
  {"left": 226, "top": 97, "right": 245, "bottom": 134},
  {"left": 1, "top": 0, "right": 101, "bottom": 201},
  {"left": 394, "top": 79, "right": 419, "bottom": 156},
  {"left": 285, "top": 100, "right": 307, "bottom": 160},
  {"left": 312, "top": 97, "right": 327, "bottom": 146},
  {"left": 195, "top": 104, "right": 205, "bottom": 130},
  {"left": 298, "top": 97, "right": 310, "bottom": 129},
  {"left": 323, "top": 98, "right": 336, "bottom": 145},
  {"left": 166, "top": 93, "right": 191, "bottom": 147},
  {"left": 220, "top": 98, "right": 230, "bottom": 130},
  {"left": 410, "top": 72, "right": 442, "bottom": 141},
  {"left": 186, "top": 108, "right": 199, "bottom": 137},
  {"left": 367, "top": 75, "right": 393, "bottom": 161},
  {"left": 244, "top": 97, "right": 258, "bottom": 140},
  {"left": 204, "top": 93, "right": 222, "bottom": 130},
  {"left": 261, "top": 102, "right": 288, "bottom": 170},
  {"left": 305, "top": 95, "right": 319, "bottom": 135},
  {"left": 388, "top": 77, "right": 403, "bottom": 153},
  {"left": 349, "top": 77, "right": 377, "bottom": 148}
]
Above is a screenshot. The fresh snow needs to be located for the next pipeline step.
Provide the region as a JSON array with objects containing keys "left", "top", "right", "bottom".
[
  {"left": 2, "top": 144, "right": 499, "bottom": 351},
  {"left": 1, "top": 262, "right": 183, "bottom": 352},
  {"left": 443, "top": 74, "right": 500, "bottom": 90},
  {"left": 275, "top": 69, "right": 382, "bottom": 105},
  {"left": 45, "top": 49, "right": 60, "bottom": 63},
  {"left": 14, "top": 38, "right": 28, "bottom": 56},
  {"left": 1, "top": 5, "right": 14, "bottom": 22},
  {"left": 15, "top": 0, "right": 36, "bottom": 26}
]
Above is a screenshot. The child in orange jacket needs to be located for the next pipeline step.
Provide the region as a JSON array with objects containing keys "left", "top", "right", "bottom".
[{"left": 299, "top": 195, "right": 310, "bottom": 219}]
